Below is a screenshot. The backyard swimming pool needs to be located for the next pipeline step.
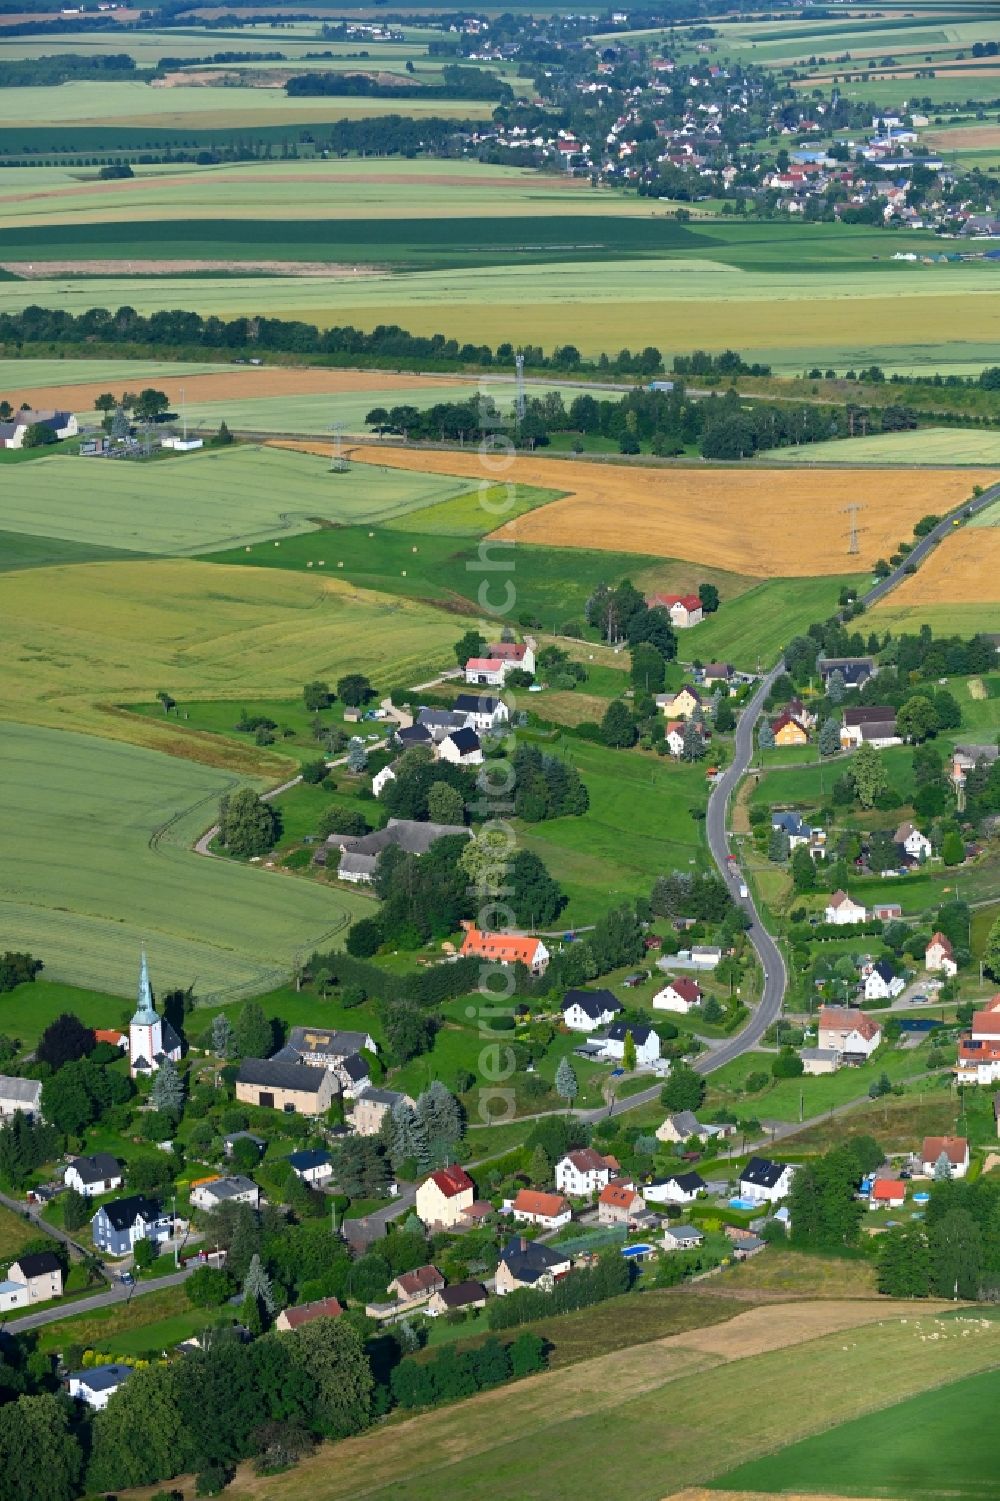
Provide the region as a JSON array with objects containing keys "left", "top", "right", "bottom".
[
  {"left": 621, "top": 1243, "right": 654, "bottom": 1259},
  {"left": 729, "top": 1197, "right": 758, "bottom": 1211}
]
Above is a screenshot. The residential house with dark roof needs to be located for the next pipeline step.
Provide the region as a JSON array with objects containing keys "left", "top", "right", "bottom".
[
  {"left": 840, "top": 706, "right": 900, "bottom": 749},
  {"left": 7, "top": 1251, "right": 63, "bottom": 1303},
  {"left": 91, "top": 1194, "right": 171, "bottom": 1257},
  {"left": 387, "top": 1265, "right": 445, "bottom": 1304},
  {"left": 64, "top": 1152, "right": 122, "bottom": 1197},
  {"left": 451, "top": 693, "right": 510, "bottom": 731},
  {"left": 285, "top": 1149, "right": 333, "bottom": 1186},
  {"left": 739, "top": 1156, "right": 795, "bottom": 1204},
  {"left": 562, "top": 988, "right": 623, "bottom": 1030},
  {"left": 350, "top": 1086, "right": 414, "bottom": 1137},
  {"left": 189, "top": 1176, "right": 260, "bottom": 1212},
  {"left": 644, "top": 1171, "right": 706, "bottom": 1206},
  {"left": 819, "top": 656, "right": 877, "bottom": 689},
  {"left": 66, "top": 1364, "right": 132, "bottom": 1410},
  {"left": 495, "top": 1236, "right": 572, "bottom": 1295},
  {"left": 328, "top": 817, "right": 471, "bottom": 883},
  {"left": 428, "top": 1279, "right": 488, "bottom": 1316}
]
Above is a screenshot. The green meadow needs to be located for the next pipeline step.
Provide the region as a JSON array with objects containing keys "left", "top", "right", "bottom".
[
  {"left": 0, "top": 722, "right": 372, "bottom": 1001},
  {"left": 0, "top": 444, "right": 471, "bottom": 555},
  {"left": 715, "top": 1362, "right": 1000, "bottom": 1498}
]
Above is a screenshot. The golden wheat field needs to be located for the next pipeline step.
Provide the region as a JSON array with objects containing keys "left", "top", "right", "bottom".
[
  {"left": 321, "top": 447, "right": 990, "bottom": 577},
  {"left": 873, "top": 528, "right": 1000, "bottom": 610}
]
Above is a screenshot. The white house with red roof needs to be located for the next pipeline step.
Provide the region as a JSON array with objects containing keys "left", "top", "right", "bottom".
[
  {"left": 920, "top": 1135, "right": 969, "bottom": 1179},
  {"left": 646, "top": 592, "right": 703, "bottom": 628},
  {"left": 817, "top": 1006, "right": 882, "bottom": 1059},
  {"left": 870, "top": 1178, "right": 906, "bottom": 1209},
  {"left": 925, "top": 932, "right": 957, "bottom": 977},
  {"left": 555, "top": 1147, "right": 617, "bottom": 1198},
  {"left": 506, "top": 1188, "right": 572, "bottom": 1230},
  {"left": 464, "top": 656, "right": 506, "bottom": 687},
  {"left": 415, "top": 1164, "right": 475, "bottom": 1229},
  {"left": 956, "top": 1003, "right": 1000, "bottom": 1083},
  {"left": 653, "top": 977, "right": 703, "bottom": 1014},
  {"left": 459, "top": 924, "right": 549, "bottom": 975},
  {"left": 824, "top": 891, "right": 868, "bottom": 926}
]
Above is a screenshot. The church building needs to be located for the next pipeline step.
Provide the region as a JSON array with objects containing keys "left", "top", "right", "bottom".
[{"left": 129, "top": 951, "right": 182, "bottom": 1079}]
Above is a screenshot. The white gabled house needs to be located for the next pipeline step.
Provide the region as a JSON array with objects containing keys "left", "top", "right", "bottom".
[
  {"left": 817, "top": 1006, "right": 882, "bottom": 1058},
  {"left": 824, "top": 891, "right": 867, "bottom": 926},
  {"left": 739, "top": 1156, "right": 795, "bottom": 1204},
  {"left": 653, "top": 977, "right": 703, "bottom": 1014},
  {"left": 587, "top": 1021, "right": 660, "bottom": 1067},
  {"left": 895, "top": 821, "right": 932, "bottom": 861},
  {"left": 561, "top": 989, "right": 622, "bottom": 1031},
  {"left": 863, "top": 961, "right": 905, "bottom": 1002},
  {"left": 926, "top": 932, "right": 957, "bottom": 976},
  {"left": 555, "top": 1147, "right": 616, "bottom": 1198}
]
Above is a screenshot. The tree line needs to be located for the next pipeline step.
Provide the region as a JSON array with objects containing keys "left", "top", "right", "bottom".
[{"left": 287, "top": 63, "right": 512, "bottom": 101}]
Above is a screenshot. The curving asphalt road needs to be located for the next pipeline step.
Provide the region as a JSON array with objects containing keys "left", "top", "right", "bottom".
[{"left": 692, "top": 476, "right": 1000, "bottom": 1077}]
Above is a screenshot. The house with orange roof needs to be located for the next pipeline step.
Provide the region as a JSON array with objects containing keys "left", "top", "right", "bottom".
[
  {"left": 870, "top": 1178, "right": 906, "bottom": 1209},
  {"left": 817, "top": 1006, "right": 882, "bottom": 1059},
  {"left": 598, "top": 1179, "right": 646, "bottom": 1227},
  {"left": 275, "top": 1297, "right": 344, "bottom": 1333},
  {"left": 459, "top": 924, "right": 550, "bottom": 975},
  {"left": 507, "top": 1188, "right": 572, "bottom": 1230}
]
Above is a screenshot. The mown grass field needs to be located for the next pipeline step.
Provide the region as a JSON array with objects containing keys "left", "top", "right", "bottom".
[
  {"left": 0, "top": 556, "right": 457, "bottom": 744},
  {"left": 0, "top": 444, "right": 472, "bottom": 555},
  {"left": 519, "top": 739, "right": 710, "bottom": 924},
  {"left": 0, "top": 1201, "right": 43, "bottom": 1260},
  {"left": 706, "top": 1038, "right": 939, "bottom": 1124},
  {"left": 0, "top": 159, "right": 652, "bottom": 230},
  {"left": 714, "top": 1363, "right": 1000, "bottom": 1497},
  {"left": 208, "top": 1303, "right": 1000, "bottom": 1501},
  {"left": 770, "top": 426, "right": 1000, "bottom": 466},
  {"left": 0, "top": 722, "right": 372, "bottom": 1000},
  {"left": 0, "top": 81, "right": 498, "bottom": 128},
  {"left": 0, "top": 978, "right": 123, "bottom": 1047}
]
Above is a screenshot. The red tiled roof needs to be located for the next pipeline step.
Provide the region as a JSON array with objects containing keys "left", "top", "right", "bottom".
[
  {"left": 666, "top": 977, "right": 703, "bottom": 1003},
  {"left": 487, "top": 642, "right": 527, "bottom": 660},
  {"left": 927, "top": 932, "right": 954, "bottom": 956},
  {"left": 280, "top": 1297, "right": 343, "bottom": 1328},
  {"left": 871, "top": 1179, "right": 906, "bottom": 1202},
  {"left": 818, "top": 1006, "right": 881, "bottom": 1041},
  {"left": 972, "top": 1012, "right": 1000, "bottom": 1037},
  {"left": 393, "top": 1265, "right": 444, "bottom": 1298},
  {"left": 922, "top": 1135, "right": 967, "bottom": 1166},
  {"left": 512, "top": 1189, "right": 570, "bottom": 1219},
  {"left": 565, "top": 1148, "right": 612, "bottom": 1173},
  {"left": 647, "top": 592, "right": 701, "bottom": 612},
  {"left": 599, "top": 1181, "right": 638, "bottom": 1208},
  {"left": 465, "top": 657, "right": 503, "bottom": 672},
  {"left": 93, "top": 1029, "right": 125, "bottom": 1046},
  {"left": 427, "top": 1164, "right": 474, "bottom": 1199},
  {"left": 460, "top": 926, "right": 544, "bottom": 965}
]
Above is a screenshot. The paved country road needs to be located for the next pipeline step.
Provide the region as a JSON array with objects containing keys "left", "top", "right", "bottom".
[{"left": 3, "top": 1266, "right": 195, "bottom": 1334}]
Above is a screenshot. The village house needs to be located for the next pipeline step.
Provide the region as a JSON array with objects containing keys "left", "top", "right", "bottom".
[
  {"left": 437, "top": 727, "right": 483, "bottom": 767},
  {"left": 864, "top": 960, "right": 905, "bottom": 1002},
  {"left": 646, "top": 591, "right": 703, "bottom": 628},
  {"left": 770, "top": 712, "right": 809, "bottom": 747},
  {"left": 235, "top": 1058, "right": 337, "bottom": 1117},
  {"left": 331, "top": 818, "right": 471, "bottom": 885},
  {"left": 653, "top": 977, "right": 703, "bottom": 1014},
  {"left": 562, "top": 988, "right": 623, "bottom": 1031},
  {"left": 870, "top": 1178, "right": 906, "bottom": 1210},
  {"left": 495, "top": 1236, "right": 572, "bottom": 1295},
  {"left": 275, "top": 1297, "right": 344, "bottom": 1333},
  {"left": 7, "top": 1251, "right": 63, "bottom": 1303},
  {"left": 785, "top": 698, "right": 817, "bottom": 729},
  {"left": 285, "top": 1149, "right": 333, "bottom": 1186},
  {"left": 664, "top": 719, "right": 687, "bottom": 757},
  {"left": 387, "top": 1265, "right": 445, "bottom": 1305},
  {"left": 598, "top": 1180, "right": 647, "bottom": 1225},
  {"left": 91, "top": 1194, "right": 172, "bottom": 1257},
  {"left": 926, "top": 932, "right": 958, "bottom": 977},
  {"left": 460, "top": 924, "right": 550, "bottom": 975},
  {"left": 0, "top": 1278, "right": 29, "bottom": 1312},
  {"left": 555, "top": 1147, "right": 617, "bottom": 1197},
  {"left": 0, "top": 408, "right": 77, "bottom": 450},
  {"left": 428, "top": 1280, "right": 488, "bottom": 1316},
  {"left": 840, "top": 706, "right": 900, "bottom": 750},
  {"left": 661, "top": 1223, "right": 705, "bottom": 1252},
  {"left": 223, "top": 1131, "right": 265, "bottom": 1161},
  {"left": 0, "top": 1075, "right": 42, "bottom": 1122},
  {"left": 64, "top": 1152, "right": 122, "bottom": 1198},
  {"left": 415, "top": 1164, "right": 475, "bottom": 1229},
  {"left": 895, "top": 821, "right": 932, "bottom": 861},
  {"left": 920, "top": 1135, "right": 969, "bottom": 1179},
  {"left": 701, "top": 662, "right": 734, "bottom": 689},
  {"left": 189, "top": 1176, "right": 260, "bottom": 1212},
  {"left": 873, "top": 902, "right": 903, "bottom": 921},
  {"left": 690, "top": 945, "right": 722, "bottom": 969},
  {"left": 800, "top": 1046, "right": 842, "bottom": 1075},
  {"left": 372, "top": 762, "right": 397, "bottom": 798},
  {"left": 819, "top": 656, "right": 876, "bottom": 690},
  {"left": 350, "top": 1086, "right": 414, "bottom": 1137},
  {"left": 817, "top": 1006, "right": 882, "bottom": 1059},
  {"left": 587, "top": 1021, "right": 660, "bottom": 1067},
  {"left": 463, "top": 656, "right": 506, "bottom": 687},
  {"left": 824, "top": 891, "right": 868, "bottom": 926},
  {"left": 656, "top": 685, "right": 702, "bottom": 720},
  {"left": 771, "top": 812, "right": 824, "bottom": 851},
  {"left": 644, "top": 1170, "right": 706, "bottom": 1206},
  {"left": 507, "top": 1188, "right": 572, "bottom": 1230},
  {"left": 452, "top": 692, "right": 509, "bottom": 732},
  {"left": 66, "top": 1364, "right": 132, "bottom": 1411},
  {"left": 739, "top": 1157, "right": 795, "bottom": 1205},
  {"left": 277, "top": 1026, "right": 377, "bottom": 1087},
  {"left": 656, "top": 1111, "right": 714, "bottom": 1145}
]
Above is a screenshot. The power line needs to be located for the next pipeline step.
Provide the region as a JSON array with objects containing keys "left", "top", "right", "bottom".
[
  {"left": 330, "top": 420, "right": 348, "bottom": 474},
  {"left": 841, "top": 502, "right": 865, "bottom": 555},
  {"left": 515, "top": 352, "right": 526, "bottom": 426}
]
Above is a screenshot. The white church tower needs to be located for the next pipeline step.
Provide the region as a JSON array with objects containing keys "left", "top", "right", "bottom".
[{"left": 129, "top": 949, "right": 181, "bottom": 1078}]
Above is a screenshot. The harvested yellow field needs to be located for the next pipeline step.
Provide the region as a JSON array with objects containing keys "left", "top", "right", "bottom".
[
  {"left": 327, "top": 446, "right": 991, "bottom": 577},
  {"left": 874, "top": 528, "right": 1000, "bottom": 609}
]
